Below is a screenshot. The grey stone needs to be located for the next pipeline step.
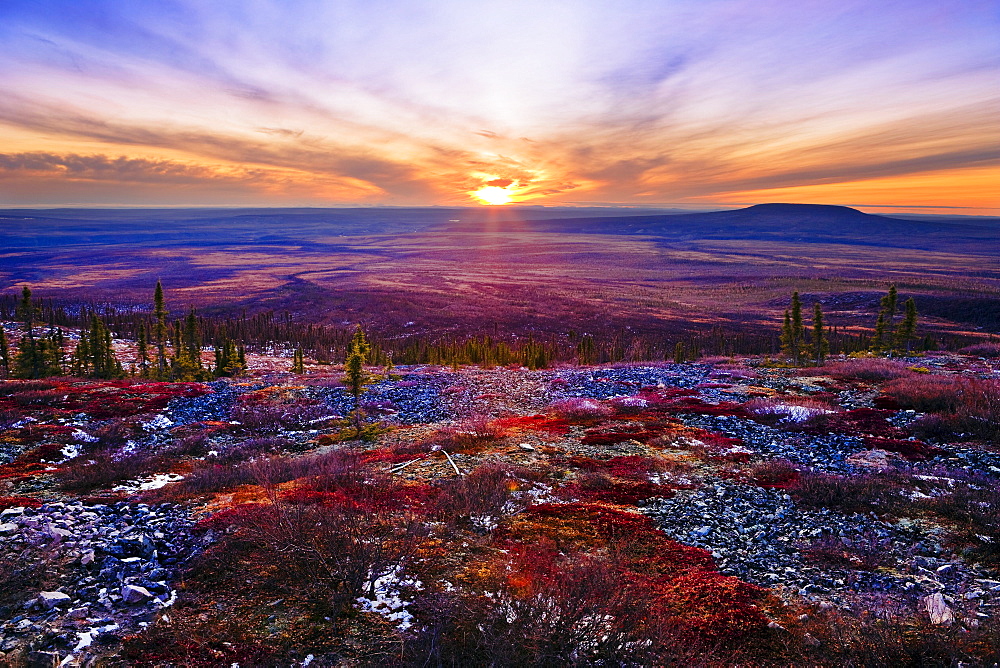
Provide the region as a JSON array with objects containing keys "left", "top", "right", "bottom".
[
  {"left": 66, "top": 607, "right": 89, "bottom": 620},
  {"left": 923, "top": 592, "right": 955, "bottom": 625},
  {"left": 121, "top": 584, "right": 152, "bottom": 604},
  {"left": 0, "top": 523, "right": 18, "bottom": 536},
  {"left": 36, "top": 592, "right": 71, "bottom": 610}
]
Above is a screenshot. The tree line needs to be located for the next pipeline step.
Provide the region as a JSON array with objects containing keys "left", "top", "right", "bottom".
[
  {"left": 779, "top": 285, "right": 919, "bottom": 366},
  {"left": 0, "top": 281, "right": 948, "bottom": 380}
]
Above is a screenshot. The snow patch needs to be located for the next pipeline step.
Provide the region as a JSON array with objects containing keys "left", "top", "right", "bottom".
[
  {"left": 114, "top": 473, "right": 184, "bottom": 492},
  {"left": 355, "top": 565, "right": 421, "bottom": 631},
  {"left": 143, "top": 414, "right": 174, "bottom": 431}
]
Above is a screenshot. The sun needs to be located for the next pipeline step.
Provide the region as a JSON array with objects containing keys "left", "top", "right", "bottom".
[{"left": 472, "top": 185, "right": 513, "bottom": 205}]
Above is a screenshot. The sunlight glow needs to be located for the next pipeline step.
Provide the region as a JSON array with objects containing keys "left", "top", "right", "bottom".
[{"left": 472, "top": 185, "right": 513, "bottom": 205}]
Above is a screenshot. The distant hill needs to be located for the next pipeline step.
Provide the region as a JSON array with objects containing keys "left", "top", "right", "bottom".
[{"left": 520, "top": 203, "right": 999, "bottom": 254}]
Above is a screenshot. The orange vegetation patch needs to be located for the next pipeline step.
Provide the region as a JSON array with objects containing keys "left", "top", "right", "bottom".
[
  {"left": 493, "top": 414, "right": 571, "bottom": 436},
  {"left": 494, "top": 503, "right": 767, "bottom": 642}
]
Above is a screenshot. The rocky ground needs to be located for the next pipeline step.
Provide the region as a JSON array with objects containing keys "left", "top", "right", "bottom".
[{"left": 1, "top": 353, "right": 998, "bottom": 665}]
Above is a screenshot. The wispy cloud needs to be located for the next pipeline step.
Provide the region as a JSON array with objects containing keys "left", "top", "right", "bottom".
[{"left": 0, "top": 0, "right": 997, "bottom": 211}]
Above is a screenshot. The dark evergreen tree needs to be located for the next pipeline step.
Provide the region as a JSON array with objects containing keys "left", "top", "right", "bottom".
[
  {"left": 811, "top": 302, "right": 829, "bottom": 366},
  {"left": 790, "top": 291, "right": 804, "bottom": 364},
  {"left": 576, "top": 334, "right": 596, "bottom": 365},
  {"left": 343, "top": 326, "right": 371, "bottom": 437},
  {"left": 291, "top": 346, "right": 305, "bottom": 374},
  {"left": 172, "top": 308, "right": 208, "bottom": 381},
  {"left": 0, "top": 326, "right": 9, "bottom": 377},
  {"left": 894, "top": 297, "right": 918, "bottom": 354},
  {"left": 136, "top": 322, "right": 150, "bottom": 377},
  {"left": 153, "top": 281, "right": 169, "bottom": 378},
  {"left": 874, "top": 284, "right": 899, "bottom": 353},
  {"left": 72, "top": 315, "right": 123, "bottom": 378},
  {"left": 779, "top": 309, "right": 794, "bottom": 360}
]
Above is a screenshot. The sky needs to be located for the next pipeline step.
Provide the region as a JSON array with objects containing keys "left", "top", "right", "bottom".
[{"left": 0, "top": 0, "right": 998, "bottom": 213}]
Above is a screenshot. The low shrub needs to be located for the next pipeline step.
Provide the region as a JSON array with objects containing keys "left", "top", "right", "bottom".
[
  {"left": 559, "top": 474, "right": 676, "bottom": 505},
  {"left": 959, "top": 342, "right": 1000, "bottom": 358},
  {"left": 799, "top": 408, "right": 907, "bottom": 439},
  {"left": 918, "top": 470, "right": 1000, "bottom": 564},
  {"left": 747, "top": 459, "right": 801, "bottom": 489},
  {"left": 861, "top": 436, "right": 943, "bottom": 461},
  {"left": 58, "top": 451, "right": 166, "bottom": 492},
  {"left": 432, "top": 461, "right": 524, "bottom": 528},
  {"left": 230, "top": 393, "right": 331, "bottom": 434},
  {"left": 884, "top": 376, "right": 1000, "bottom": 441},
  {"left": 744, "top": 396, "right": 836, "bottom": 425},
  {"left": 0, "top": 495, "right": 43, "bottom": 510},
  {"left": 825, "top": 358, "right": 914, "bottom": 382},
  {"left": 791, "top": 471, "right": 909, "bottom": 515},
  {"left": 800, "top": 533, "right": 889, "bottom": 571}
]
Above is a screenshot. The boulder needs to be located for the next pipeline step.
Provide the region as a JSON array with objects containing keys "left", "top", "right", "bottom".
[
  {"left": 846, "top": 449, "right": 903, "bottom": 471},
  {"left": 0, "top": 523, "right": 18, "bottom": 536},
  {"left": 923, "top": 592, "right": 954, "bottom": 625},
  {"left": 37, "top": 591, "right": 72, "bottom": 610},
  {"left": 121, "top": 584, "right": 153, "bottom": 604}
]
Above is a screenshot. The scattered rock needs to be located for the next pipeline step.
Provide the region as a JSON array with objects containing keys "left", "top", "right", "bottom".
[
  {"left": 37, "top": 592, "right": 72, "bottom": 610},
  {"left": 924, "top": 593, "right": 955, "bottom": 625},
  {"left": 121, "top": 585, "right": 153, "bottom": 604}
]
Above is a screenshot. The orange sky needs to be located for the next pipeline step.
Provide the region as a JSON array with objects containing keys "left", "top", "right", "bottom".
[{"left": 0, "top": 1, "right": 998, "bottom": 214}]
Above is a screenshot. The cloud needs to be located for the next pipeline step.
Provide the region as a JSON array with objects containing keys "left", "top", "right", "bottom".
[{"left": 0, "top": 0, "right": 996, "bottom": 209}]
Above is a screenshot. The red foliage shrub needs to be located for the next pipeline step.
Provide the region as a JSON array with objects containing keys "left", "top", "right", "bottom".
[
  {"left": 882, "top": 376, "right": 966, "bottom": 413},
  {"left": 825, "top": 358, "right": 914, "bottom": 382},
  {"left": 549, "top": 397, "right": 614, "bottom": 422},
  {"left": 884, "top": 376, "right": 1000, "bottom": 441},
  {"left": 645, "top": 570, "right": 768, "bottom": 641},
  {"left": 862, "top": 437, "right": 944, "bottom": 460},
  {"left": 801, "top": 533, "right": 888, "bottom": 571},
  {"left": 559, "top": 476, "right": 676, "bottom": 505},
  {"left": 799, "top": 408, "right": 907, "bottom": 438},
  {"left": 493, "top": 414, "right": 571, "bottom": 435},
  {"left": 581, "top": 422, "right": 664, "bottom": 445},
  {"left": 405, "top": 545, "right": 709, "bottom": 666},
  {"left": 10, "top": 389, "right": 66, "bottom": 407},
  {"left": 0, "top": 496, "right": 43, "bottom": 510},
  {"left": 872, "top": 395, "right": 901, "bottom": 409},
  {"left": 230, "top": 393, "right": 330, "bottom": 434},
  {"left": 421, "top": 415, "right": 509, "bottom": 453},
  {"left": 959, "top": 342, "right": 1000, "bottom": 358},
  {"left": 748, "top": 459, "right": 801, "bottom": 489},
  {"left": 192, "top": 503, "right": 271, "bottom": 531},
  {"left": 64, "top": 381, "right": 209, "bottom": 418},
  {"left": 556, "top": 454, "right": 664, "bottom": 479},
  {"left": 492, "top": 503, "right": 766, "bottom": 646},
  {"left": 360, "top": 447, "right": 424, "bottom": 465}
]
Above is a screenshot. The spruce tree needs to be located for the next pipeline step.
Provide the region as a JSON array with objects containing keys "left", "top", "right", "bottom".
[
  {"left": 343, "top": 326, "right": 370, "bottom": 437},
  {"left": 0, "top": 326, "right": 8, "bottom": 377},
  {"left": 291, "top": 346, "right": 305, "bottom": 374},
  {"left": 894, "top": 297, "right": 918, "bottom": 354},
  {"left": 780, "top": 309, "right": 794, "bottom": 359},
  {"left": 876, "top": 284, "right": 899, "bottom": 353},
  {"left": 673, "top": 341, "right": 686, "bottom": 364},
  {"left": 72, "top": 315, "right": 123, "bottom": 378},
  {"left": 811, "top": 303, "right": 829, "bottom": 366},
  {"left": 790, "top": 291, "right": 803, "bottom": 364},
  {"left": 153, "top": 281, "right": 168, "bottom": 378},
  {"left": 136, "top": 322, "right": 150, "bottom": 377},
  {"left": 873, "top": 312, "right": 886, "bottom": 352},
  {"left": 172, "top": 308, "right": 207, "bottom": 381}
]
